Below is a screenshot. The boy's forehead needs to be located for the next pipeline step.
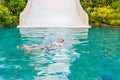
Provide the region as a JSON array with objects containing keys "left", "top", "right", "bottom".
[{"left": 58, "top": 38, "right": 63, "bottom": 40}]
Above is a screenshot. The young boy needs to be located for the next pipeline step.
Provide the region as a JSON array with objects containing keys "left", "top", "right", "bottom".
[{"left": 17, "top": 38, "right": 64, "bottom": 51}]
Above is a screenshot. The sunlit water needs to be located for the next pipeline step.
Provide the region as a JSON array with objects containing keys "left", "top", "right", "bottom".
[{"left": 0, "top": 28, "right": 120, "bottom": 80}]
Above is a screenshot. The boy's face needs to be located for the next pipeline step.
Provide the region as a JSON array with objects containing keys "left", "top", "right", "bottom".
[{"left": 57, "top": 38, "right": 64, "bottom": 43}]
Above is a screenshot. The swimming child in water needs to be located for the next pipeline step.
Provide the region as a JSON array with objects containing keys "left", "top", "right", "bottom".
[{"left": 17, "top": 38, "right": 64, "bottom": 51}]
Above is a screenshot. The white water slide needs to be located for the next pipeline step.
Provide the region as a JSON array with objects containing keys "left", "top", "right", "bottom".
[{"left": 18, "top": 0, "right": 90, "bottom": 28}]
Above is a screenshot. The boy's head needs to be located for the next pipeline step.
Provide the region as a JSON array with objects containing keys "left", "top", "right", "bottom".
[{"left": 56, "top": 38, "right": 64, "bottom": 43}]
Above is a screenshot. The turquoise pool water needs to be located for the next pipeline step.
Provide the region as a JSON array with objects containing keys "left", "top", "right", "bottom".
[{"left": 0, "top": 28, "right": 120, "bottom": 80}]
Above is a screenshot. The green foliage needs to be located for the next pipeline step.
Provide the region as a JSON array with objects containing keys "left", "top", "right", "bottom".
[
  {"left": 0, "top": 0, "right": 26, "bottom": 26},
  {"left": 7, "top": 0, "right": 26, "bottom": 16},
  {"left": 1, "top": 0, "right": 6, "bottom": 5},
  {"left": 112, "top": 1, "right": 120, "bottom": 11},
  {"left": 81, "top": 0, "right": 120, "bottom": 27},
  {"left": 86, "top": 6, "right": 120, "bottom": 26},
  {"left": 80, "top": 0, "right": 114, "bottom": 8},
  {"left": 0, "top": 6, "right": 13, "bottom": 26}
]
